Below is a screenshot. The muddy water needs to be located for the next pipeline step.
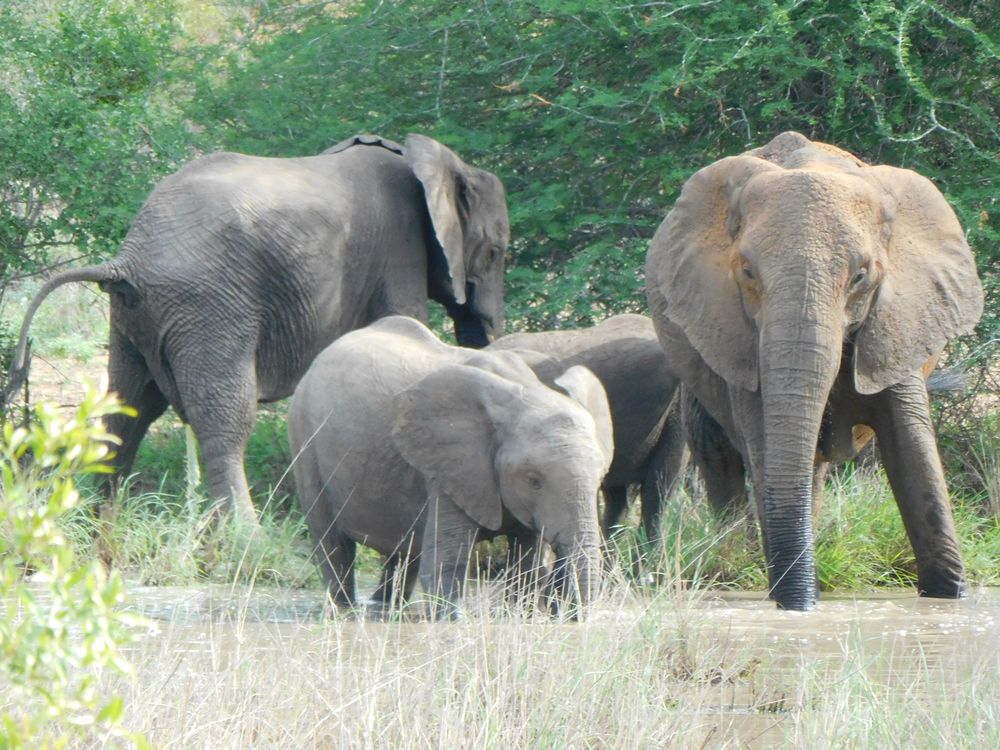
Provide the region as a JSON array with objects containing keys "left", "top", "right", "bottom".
[
  {"left": 111, "top": 583, "right": 997, "bottom": 747},
  {"left": 123, "top": 581, "right": 1000, "bottom": 672}
]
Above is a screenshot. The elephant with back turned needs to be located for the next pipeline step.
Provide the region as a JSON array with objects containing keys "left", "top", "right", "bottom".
[
  {"left": 288, "top": 316, "right": 614, "bottom": 617},
  {"left": 5, "top": 134, "right": 509, "bottom": 523},
  {"left": 646, "top": 131, "right": 983, "bottom": 610},
  {"left": 490, "top": 313, "right": 688, "bottom": 543}
]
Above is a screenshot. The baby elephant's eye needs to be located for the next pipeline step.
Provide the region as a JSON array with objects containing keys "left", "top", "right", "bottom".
[{"left": 526, "top": 473, "right": 543, "bottom": 491}]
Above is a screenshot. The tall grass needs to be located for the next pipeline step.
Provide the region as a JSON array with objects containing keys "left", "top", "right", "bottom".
[
  {"left": 77, "top": 582, "right": 999, "bottom": 749},
  {"left": 609, "top": 467, "right": 1000, "bottom": 596}
]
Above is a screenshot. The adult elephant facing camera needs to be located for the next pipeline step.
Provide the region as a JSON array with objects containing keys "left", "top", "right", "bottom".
[
  {"left": 5, "top": 134, "right": 508, "bottom": 524},
  {"left": 288, "top": 316, "right": 613, "bottom": 617},
  {"left": 646, "top": 131, "right": 983, "bottom": 610}
]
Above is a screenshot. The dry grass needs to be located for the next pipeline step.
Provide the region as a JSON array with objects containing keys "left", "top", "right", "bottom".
[{"left": 68, "top": 577, "right": 1000, "bottom": 750}]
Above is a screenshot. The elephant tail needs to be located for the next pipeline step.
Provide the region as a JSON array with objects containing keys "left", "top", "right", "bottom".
[{"left": 3, "top": 263, "right": 115, "bottom": 406}]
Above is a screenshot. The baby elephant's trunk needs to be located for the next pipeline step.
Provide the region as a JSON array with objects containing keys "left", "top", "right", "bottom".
[{"left": 553, "top": 530, "right": 602, "bottom": 615}]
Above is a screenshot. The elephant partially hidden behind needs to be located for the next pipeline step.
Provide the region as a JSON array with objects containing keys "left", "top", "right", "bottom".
[
  {"left": 646, "top": 131, "right": 984, "bottom": 610},
  {"left": 4, "top": 134, "right": 509, "bottom": 524},
  {"left": 288, "top": 316, "right": 614, "bottom": 617},
  {"left": 489, "top": 313, "right": 688, "bottom": 544}
]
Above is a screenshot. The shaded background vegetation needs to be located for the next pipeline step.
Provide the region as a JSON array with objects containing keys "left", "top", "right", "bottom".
[{"left": 1, "top": 0, "right": 997, "bottom": 514}]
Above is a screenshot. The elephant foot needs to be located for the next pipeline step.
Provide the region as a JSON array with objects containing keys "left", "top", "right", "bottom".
[{"left": 917, "top": 569, "right": 968, "bottom": 599}]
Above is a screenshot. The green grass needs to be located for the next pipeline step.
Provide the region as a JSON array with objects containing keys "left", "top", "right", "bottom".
[
  {"left": 63, "top": 459, "right": 998, "bottom": 602},
  {"left": 608, "top": 466, "right": 1000, "bottom": 596}
]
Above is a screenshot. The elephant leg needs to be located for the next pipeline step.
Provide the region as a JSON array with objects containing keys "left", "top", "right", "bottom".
[
  {"left": 868, "top": 375, "right": 967, "bottom": 598},
  {"left": 640, "top": 410, "right": 691, "bottom": 545},
  {"left": 811, "top": 461, "right": 830, "bottom": 520},
  {"left": 294, "top": 452, "right": 357, "bottom": 608},
  {"left": 372, "top": 550, "right": 419, "bottom": 608},
  {"left": 177, "top": 363, "right": 260, "bottom": 525},
  {"left": 418, "top": 497, "right": 479, "bottom": 619},
  {"left": 103, "top": 332, "right": 169, "bottom": 499},
  {"left": 683, "top": 390, "right": 747, "bottom": 516},
  {"left": 318, "top": 531, "right": 358, "bottom": 610},
  {"left": 600, "top": 485, "right": 629, "bottom": 538}
]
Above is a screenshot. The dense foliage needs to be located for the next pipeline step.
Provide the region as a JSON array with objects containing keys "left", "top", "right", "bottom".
[
  {"left": 192, "top": 0, "right": 1000, "bottom": 334},
  {"left": 2, "top": 0, "right": 998, "bottom": 337},
  {"left": 0, "top": 0, "right": 194, "bottom": 284}
]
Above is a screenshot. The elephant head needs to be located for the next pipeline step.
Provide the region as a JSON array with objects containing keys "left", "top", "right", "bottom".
[
  {"left": 391, "top": 358, "right": 614, "bottom": 607},
  {"left": 647, "top": 131, "right": 983, "bottom": 610},
  {"left": 406, "top": 134, "right": 509, "bottom": 346}
]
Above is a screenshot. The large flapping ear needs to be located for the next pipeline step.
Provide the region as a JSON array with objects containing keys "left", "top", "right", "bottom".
[
  {"left": 853, "top": 166, "right": 984, "bottom": 394},
  {"left": 406, "top": 134, "right": 468, "bottom": 305},
  {"left": 392, "top": 364, "right": 523, "bottom": 531},
  {"left": 646, "top": 154, "right": 779, "bottom": 392},
  {"left": 553, "top": 365, "right": 614, "bottom": 471}
]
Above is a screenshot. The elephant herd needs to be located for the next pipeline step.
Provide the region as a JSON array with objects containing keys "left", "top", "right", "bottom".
[{"left": 5, "top": 131, "right": 984, "bottom": 613}]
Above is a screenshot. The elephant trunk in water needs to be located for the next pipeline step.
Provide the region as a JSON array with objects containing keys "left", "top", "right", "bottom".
[{"left": 758, "top": 279, "right": 843, "bottom": 611}]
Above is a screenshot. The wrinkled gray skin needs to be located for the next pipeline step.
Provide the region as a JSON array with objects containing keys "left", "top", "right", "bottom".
[
  {"left": 5, "top": 135, "right": 509, "bottom": 524},
  {"left": 490, "top": 314, "right": 687, "bottom": 542},
  {"left": 288, "top": 316, "right": 613, "bottom": 618},
  {"left": 647, "top": 132, "right": 983, "bottom": 610}
]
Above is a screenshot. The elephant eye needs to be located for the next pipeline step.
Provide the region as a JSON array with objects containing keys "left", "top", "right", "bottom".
[
  {"left": 526, "top": 472, "right": 543, "bottom": 491},
  {"left": 741, "top": 265, "right": 755, "bottom": 282},
  {"left": 851, "top": 268, "right": 867, "bottom": 287}
]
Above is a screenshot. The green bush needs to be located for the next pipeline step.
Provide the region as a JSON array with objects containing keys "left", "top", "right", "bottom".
[{"left": 0, "top": 388, "right": 148, "bottom": 748}]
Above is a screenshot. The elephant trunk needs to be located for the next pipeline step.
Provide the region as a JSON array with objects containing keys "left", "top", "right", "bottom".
[
  {"left": 470, "top": 279, "right": 505, "bottom": 342},
  {"left": 447, "top": 282, "right": 502, "bottom": 348},
  {"left": 450, "top": 305, "right": 490, "bottom": 348},
  {"left": 543, "top": 485, "right": 602, "bottom": 613},
  {"left": 555, "top": 537, "right": 601, "bottom": 609},
  {"left": 759, "top": 284, "right": 843, "bottom": 611}
]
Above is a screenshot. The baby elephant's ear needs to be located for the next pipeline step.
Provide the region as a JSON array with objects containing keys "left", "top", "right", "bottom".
[
  {"left": 392, "top": 364, "right": 519, "bottom": 531},
  {"left": 554, "top": 365, "right": 614, "bottom": 471}
]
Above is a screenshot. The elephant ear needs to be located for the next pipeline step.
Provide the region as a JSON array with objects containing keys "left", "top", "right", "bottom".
[
  {"left": 406, "top": 134, "right": 469, "bottom": 305},
  {"left": 392, "top": 364, "right": 523, "bottom": 531},
  {"left": 853, "top": 167, "right": 984, "bottom": 394},
  {"left": 553, "top": 365, "right": 614, "bottom": 471},
  {"left": 647, "top": 155, "right": 779, "bottom": 392},
  {"left": 462, "top": 349, "right": 542, "bottom": 387}
]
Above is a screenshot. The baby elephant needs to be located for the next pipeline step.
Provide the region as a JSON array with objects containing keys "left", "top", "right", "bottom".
[
  {"left": 288, "top": 316, "right": 613, "bottom": 617},
  {"left": 490, "top": 313, "right": 686, "bottom": 543}
]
